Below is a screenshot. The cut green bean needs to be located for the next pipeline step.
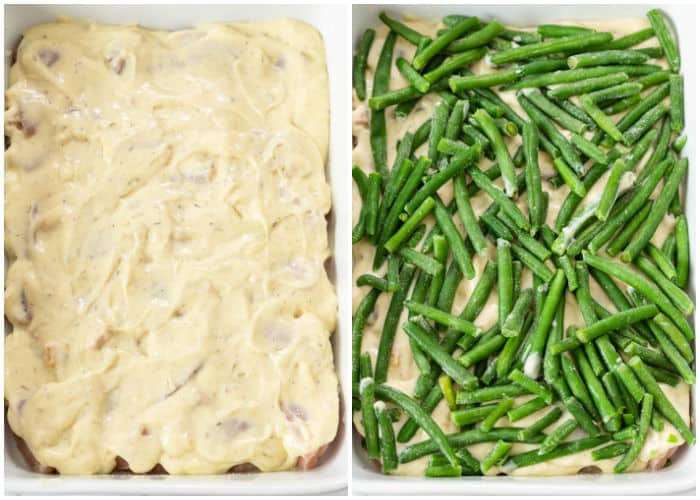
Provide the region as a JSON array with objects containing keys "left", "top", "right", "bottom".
[
  {"left": 539, "top": 419, "right": 577, "bottom": 455},
  {"left": 549, "top": 72, "right": 629, "bottom": 99},
  {"left": 446, "top": 20, "right": 504, "bottom": 53},
  {"left": 491, "top": 32, "right": 613, "bottom": 65},
  {"left": 579, "top": 95, "right": 624, "bottom": 143},
  {"left": 509, "top": 369, "right": 553, "bottom": 404},
  {"left": 454, "top": 174, "right": 488, "bottom": 255},
  {"left": 404, "top": 301, "right": 480, "bottom": 336},
  {"left": 353, "top": 29, "right": 376, "bottom": 100},
  {"left": 614, "top": 393, "right": 653, "bottom": 472},
  {"left": 647, "top": 9, "right": 680, "bottom": 72},
  {"left": 480, "top": 440, "right": 512, "bottom": 473},
  {"left": 413, "top": 17, "right": 481, "bottom": 70},
  {"left": 669, "top": 73, "right": 684, "bottom": 132},
  {"left": 675, "top": 215, "right": 689, "bottom": 288},
  {"left": 360, "top": 377, "right": 380, "bottom": 458},
  {"left": 480, "top": 397, "right": 515, "bottom": 432}
]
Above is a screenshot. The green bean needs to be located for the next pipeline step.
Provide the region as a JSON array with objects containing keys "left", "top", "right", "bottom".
[
  {"left": 438, "top": 375, "right": 457, "bottom": 411},
  {"left": 538, "top": 24, "right": 593, "bottom": 38},
  {"left": 518, "top": 407, "right": 563, "bottom": 440},
  {"left": 374, "top": 401, "right": 399, "bottom": 472},
  {"left": 622, "top": 102, "right": 668, "bottom": 146},
  {"left": 368, "top": 86, "right": 422, "bottom": 112},
  {"left": 621, "top": 158, "right": 688, "bottom": 263},
  {"left": 543, "top": 298, "right": 565, "bottom": 385},
  {"left": 359, "top": 352, "right": 373, "bottom": 379},
  {"left": 568, "top": 49, "right": 650, "bottom": 68},
  {"left": 552, "top": 157, "right": 586, "bottom": 197},
  {"left": 592, "top": 442, "right": 629, "bottom": 461},
  {"left": 561, "top": 353, "right": 598, "bottom": 418},
  {"left": 675, "top": 215, "right": 689, "bottom": 288},
  {"left": 456, "top": 384, "right": 530, "bottom": 405},
  {"left": 379, "top": 11, "right": 424, "bottom": 44},
  {"left": 360, "top": 377, "right": 380, "bottom": 458},
  {"left": 614, "top": 393, "right": 653, "bottom": 472},
  {"left": 507, "top": 435, "right": 610, "bottom": 470},
  {"left": 424, "top": 48, "right": 487, "bottom": 84},
  {"left": 588, "top": 157, "right": 671, "bottom": 253},
  {"left": 446, "top": 20, "right": 504, "bottom": 53},
  {"left": 647, "top": 364, "right": 681, "bottom": 387},
  {"left": 352, "top": 288, "right": 381, "bottom": 387},
  {"left": 398, "top": 248, "right": 442, "bottom": 276},
  {"left": 647, "top": 243, "right": 677, "bottom": 282},
  {"left": 502, "top": 288, "right": 534, "bottom": 338},
  {"left": 579, "top": 95, "right": 624, "bottom": 143},
  {"left": 356, "top": 274, "right": 392, "bottom": 292},
  {"left": 604, "top": 27, "right": 655, "bottom": 50},
  {"left": 662, "top": 232, "right": 677, "bottom": 264},
  {"left": 436, "top": 261, "right": 462, "bottom": 313},
  {"left": 669, "top": 73, "right": 684, "bottom": 132},
  {"left": 601, "top": 371, "right": 626, "bottom": 413},
  {"left": 399, "top": 427, "right": 543, "bottom": 464},
  {"left": 509, "top": 369, "right": 553, "bottom": 404},
  {"left": 517, "top": 122, "right": 543, "bottom": 234},
  {"left": 564, "top": 396, "right": 601, "bottom": 437},
  {"left": 353, "top": 29, "right": 376, "bottom": 100},
  {"left": 606, "top": 200, "right": 652, "bottom": 256},
  {"left": 574, "top": 348, "right": 621, "bottom": 432},
  {"left": 539, "top": 419, "right": 577, "bottom": 455},
  {"left": 403, "top": 321, "right": 479, "bottom": 390},
  {"left": 405, "top": 147, "right": 480, "bottom": 215},
  {"left": 614, "top": 83, "right": 670, "bottom": 138},
  {"left": 413, "top": 17, "right": 480, "bottom": 70},
  {"left": 517, "top": 92, "right": 583, "bottom": 175},
  {"left": 454, "top": 174, "right": 487, "bottom": 255},
  {"left": 480, "top": 397, "right": 515, "bottom": 432},
  {"left": 428, "top": 100, "right": 451, "bottom": 163},
  {"left": 507, "top": 398, "right": 547, "bottom": 423},
  {"left": 672, "top": 134, "right": 687, "bottom": 153},
  {"left": 497, "top": 314, "right": 531, "bottom": 381},
  {"left": 396, "top": 57, "right": 430, "bottom": 93},
  {"left": 451, "top": 404, "right": 498, "bottom": 427},
  {"left": 449, "top": 68, "right": 520, "bottom": 91},
  {"left": 498, "top": 28, "right": 541, "bottom": 44},
  {"left": 603, "top": 94, "right": 642, "bottom": 115},
  {"left": 468, "top": 166, "right": 529, "bottom": 230},
  {"left": 459, "top": 332, "right": 506, "bottom": 368},
  {"left": 496, "top": 238, "right": 515, "bottom": 328},
  {"left": 507, "top": 64, "right": 660, "bottom": 90},
  {"left": 521, "top": 269, "right": 566, "bottom": 377},
  {"left": 364, "top": 173, "right": 381, "bottom": 236},
  {"left": 481, "top": 440, "right": 513, "bottom": 473},
  {"left": 376, "top": 384, "right": 460, "bottom": 466},
  {"left": 373, "top": 263, "right": 416, "bottom": 384},
  {"left": 496, "top": 210, "right": 552, "bottom": 261},
  {"left": 412, "top": 120, "right": 432, "bottom": 152},
  {"left": 404, "top": 301, "right": 480, "bottom": 337},
  {"left": 550, "top": 72, "right": 629, "bottom": 99},
  {"left": 490, "top": 32, "right": 613, "bottom": 65},
  {"left": 370, "top": 32, "right": 397, "bottom": 182},
  {"left": 575, "top": 304, "right": 659, "bottom": 343},
  {"left": 444, "top": 99, "right": 469, "bottom": 142},
  {"left": 384, "top": 198, "right": 435, "bottom": 253},
  {"left": 433, "top": 200, "right": 475, "bottom": 279},
  {"left": 647, "top": 9, "right": 680, "bottom": 72},
  {"left": 424, "top": 464, "right": 461, "bottom": 477},
  {"left": 587, "top": 82, "right": 642, "bottom": 104}
]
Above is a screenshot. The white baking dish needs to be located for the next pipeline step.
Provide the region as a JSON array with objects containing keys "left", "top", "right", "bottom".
[
  {"left": 352, "top": 4, "right": 696, "bottom": 495},
  {"left": 3, "top": 3, "right": 349, "bottom": 495}
]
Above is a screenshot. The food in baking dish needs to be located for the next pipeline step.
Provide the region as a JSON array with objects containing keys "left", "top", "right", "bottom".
[
  {"left": 352, "top": 9, "right": 693, "bottom": 477},
  {"left": 5, "top": 17, "right": 338, "bottom": 475}
]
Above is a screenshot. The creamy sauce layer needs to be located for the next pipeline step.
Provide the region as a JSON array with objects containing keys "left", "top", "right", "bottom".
[
  {"left": 5, "top": 17, "right": 338, "bottom": 474},
  {"left": 352, "top": 15, "right": 689, "bottom": 477}
]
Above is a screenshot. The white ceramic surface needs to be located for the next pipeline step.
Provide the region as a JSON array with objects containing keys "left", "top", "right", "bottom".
[
  {"left": 3, "top": 3, "right": 350, "bottom": 495},
  {"left": 352, "top": 4, "right": 696, "bottom": 495}
]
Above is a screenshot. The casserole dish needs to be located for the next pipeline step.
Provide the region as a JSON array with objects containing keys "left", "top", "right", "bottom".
[
  {"left": 4, "top": 3, "right": 349, "bottom": 495},
  {"left": 351, "top": 3, "right": 695, "bottom": 495}
]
